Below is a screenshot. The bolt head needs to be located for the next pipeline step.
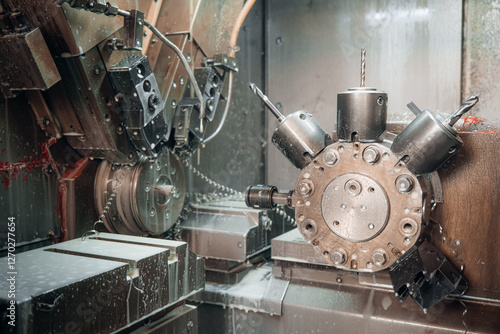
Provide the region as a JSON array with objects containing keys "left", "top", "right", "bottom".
[
  {"left": 323, "top": 149, "right": 338, "bottom": 166},
  {"left": 297, "top": 180, "right": 313, "bottom": 197},
  {"left": 395, "top": 174, "right": 414, "bottom": 193},
  {"left": 371, "top": 251, "right": 387, "bottom": 267},
  {"left": 331, "top": 249, "right": 347, "bottom": 265},
  {"left": 363, "top": 147, "right": 380, "bottom": 164}
]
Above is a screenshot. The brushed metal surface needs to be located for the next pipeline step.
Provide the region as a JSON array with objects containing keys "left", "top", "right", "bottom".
[
  {"left": 266, "top": 0, "right": 462, "bottom": 189},
  {"left": 462, "top": 1, "right": 500, "bottom": 127}
]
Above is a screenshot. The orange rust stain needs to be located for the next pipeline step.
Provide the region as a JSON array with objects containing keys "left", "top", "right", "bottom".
[{"left": 462, "top": 115, "right": 485, "bottom": 125}]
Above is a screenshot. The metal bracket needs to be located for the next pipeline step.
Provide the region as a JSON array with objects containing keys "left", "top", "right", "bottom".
[{"left": 123, "top": 9, "right": 144, "bottom": 51}]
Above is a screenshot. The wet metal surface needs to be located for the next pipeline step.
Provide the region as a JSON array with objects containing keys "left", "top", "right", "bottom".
[{"left": 0, "top": 233, "right": 204, "bottom": 333}]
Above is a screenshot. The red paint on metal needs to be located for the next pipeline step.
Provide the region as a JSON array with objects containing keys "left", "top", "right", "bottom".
[
  {"left": 63, "top": 157, "right": 89, "bottom": 179},
  {"left": 0, "top": 141, "right": 59, "bottom": 190}
]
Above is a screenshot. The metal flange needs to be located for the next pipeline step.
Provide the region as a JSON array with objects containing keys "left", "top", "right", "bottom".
[{"left": 293, "top": 141, "right": 431, "bottom": 272}]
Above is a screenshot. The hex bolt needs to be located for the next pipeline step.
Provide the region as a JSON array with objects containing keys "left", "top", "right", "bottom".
[
  {"left": 323, "top": 149, "right": 338, "bottom": 166},
  {"left": 371, "top": 251, "right": 387, "bottom": 267},
  {"left": 395, "top": 174, "right": 414, "bottom": 193},
  {"left": 363, "top": 146, "right": 380, "bottom": 164},
  {"left": 298, "top": 180, "right": 313, "bottom": 197},
  {"left": 331, "top": 248, "right": 347, "bottom": 265}
]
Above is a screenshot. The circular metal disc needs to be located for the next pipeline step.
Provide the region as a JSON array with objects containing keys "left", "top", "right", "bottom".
[
  {"left": 322, "top": 173, "right": 389, "bottom": 242},
  {"left": 95, "top": 149, "right": 185, "bottom": 236},
  {"left": 293, "top": 141, "right": 430, "bottom": 272}
]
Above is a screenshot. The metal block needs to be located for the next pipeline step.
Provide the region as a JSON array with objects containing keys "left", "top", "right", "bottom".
[
  {"left": 180, "top": 200, "right": 294, "bottom": 262},
  {"left": 128, "top": 304, "right": 198, "bottom": 334},
  {"left": 389, "top": 241, "right": 466, "bottom": 311},
  {"left": 193, "top": 263, "right": 288, "bottom": 316},
  {"left": 0, "top": 28, "right": 61, "bottom": 98},
  {"left": 55, "top": 46, "right": 139, "bottom": 163},
  {"left": 123, "top": 10, "right": 145, "bottom": 51},
  {"left": 272, "top": 228, "right": 331, "bottom": 266},
  {"left": 109, "top": 55, "right": 169, "bottom": 157},
  {"left": 0, "top": 233, "right": 204, "bottom": 333}
]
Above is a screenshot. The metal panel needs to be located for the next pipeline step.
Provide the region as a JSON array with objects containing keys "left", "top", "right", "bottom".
[
  {"left": 0, "top": 233, "right": 204, "bottom": 333},
  {"left": 266, "top": 0, "right": 462, "bottom": 189},
  {"left": 194, "top": 262, "right": 289, "bottom": 316},
  {"left": 462, "top": 0, "right": 500, "bottom": 127},
  {"left": 433, "top": 132, "right": 500, "bottom": 299},
  {"left": 197, "top": 263, "right": 500, "bottom": 334},
  {"left": 191, "top": 0, "right": 266, "bottom": 194},
  {"left": 0, "top": 97, "right": 60, "bottom": 256}
]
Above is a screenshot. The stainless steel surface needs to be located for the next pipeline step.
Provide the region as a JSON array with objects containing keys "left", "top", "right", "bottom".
[
  {"left": 0, "top": 233, "right": 204, "bottom": 333},
  {"left": 462, "top": 1, "right": 500, "bottom": 127},
  {"left": 391, "top": 109, "right": 463, "bottom": 175},
  {"left": 267, "top": 0, "right": 462, "bottom": 189},
  {"left": 272, "top": 110, "right": 331, "bottom": 169},
  {"left": 321, "top": 173, "right": 389, "bottom": 243},
  {"left": 293, "top": 141, "right": 429, "bottom": 272},
  {"left": 193, "top": 262, "right": 289, "bottom": 316},
  {"left": 95, "top": 149, "right": 186, "bottom": 236},
  {"left": 198, "top": 260, "right": 500, "bottom": 334},
  {"left": 337, "top": 87, "right": 388, "bottom": 142},
  {"left": 180, "top": 199, "right": 294, "bottom": 262}
]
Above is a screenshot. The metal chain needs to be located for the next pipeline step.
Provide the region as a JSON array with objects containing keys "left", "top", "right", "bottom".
[
  {"left": 181, "top": 158, "right": 295, "bottom": 226},
  {"left": 182, "top": 158, "right": 243, "bottom": 196}
]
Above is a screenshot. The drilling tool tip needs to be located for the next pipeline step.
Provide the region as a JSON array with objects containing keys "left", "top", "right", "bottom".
[{"left": 446, "top": 94, "right": 480, "bottom": 126}]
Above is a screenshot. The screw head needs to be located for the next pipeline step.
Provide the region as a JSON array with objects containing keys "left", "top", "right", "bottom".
[
  {"left": 371, "top": 251, "right": 387, "bottom": 267},
  {"left": 331, "top": 248, "right": 347, "bottom": 265},
  {"left": 363, "top": 146, "right": 380, "bottom": 164},
  {"left": 323, "top": 149, "right": 338, "bottom": 166},
  {"left": 395, "top": 174, "right": 414, "bottom": 193}
]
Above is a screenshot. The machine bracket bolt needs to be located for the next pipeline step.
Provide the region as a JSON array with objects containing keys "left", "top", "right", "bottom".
[
  {"left": 395, "top": 174, "right": 414, "bottom": 193},
  {"left": 331, "top": 248, "right": 347, "bottom": 265},
  {"left": 363, "top": 146, "right": 380, "bottom": 164},
  {"left": 371, "top": 250, "right": 387, "bottom": 267},
  {"left": 323, "top": 149, "right": 339, "bottom": 166},
  {"left": 297, "top": 180, "right": 314, "bottom": 197}
]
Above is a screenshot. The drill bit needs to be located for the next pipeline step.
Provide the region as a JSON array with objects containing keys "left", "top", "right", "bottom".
[
  {"left": 445, "top": 95, "right": 479, "bottom": 127},
  {"left": 360, "top": 48, "right": 366, "bottom": 87},
  {"left": 248, "top": 82, "right": 285, "bottom": 122}
]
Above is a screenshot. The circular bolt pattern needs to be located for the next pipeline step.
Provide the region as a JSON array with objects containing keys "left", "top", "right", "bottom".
[
  {"left": 298, "top": 180, "right": 314, "bottom": 197},
  {"left": 344, "top": 179, "right": 362, "bottom": 197},
  {"left": 395, "top": 174, "right": 414, "bottom": 193},
  {"left": 331, "top": 248, "right": 347, "bottom": 265},
  {"left": 371, "top": 250, "right": 387, "bottom": 267},
  {"left": 323, "top": 149, "right": 338, "bottom": 166},
  {"left": 363, "top": 146, "right": 380, "bottom": 164}
]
